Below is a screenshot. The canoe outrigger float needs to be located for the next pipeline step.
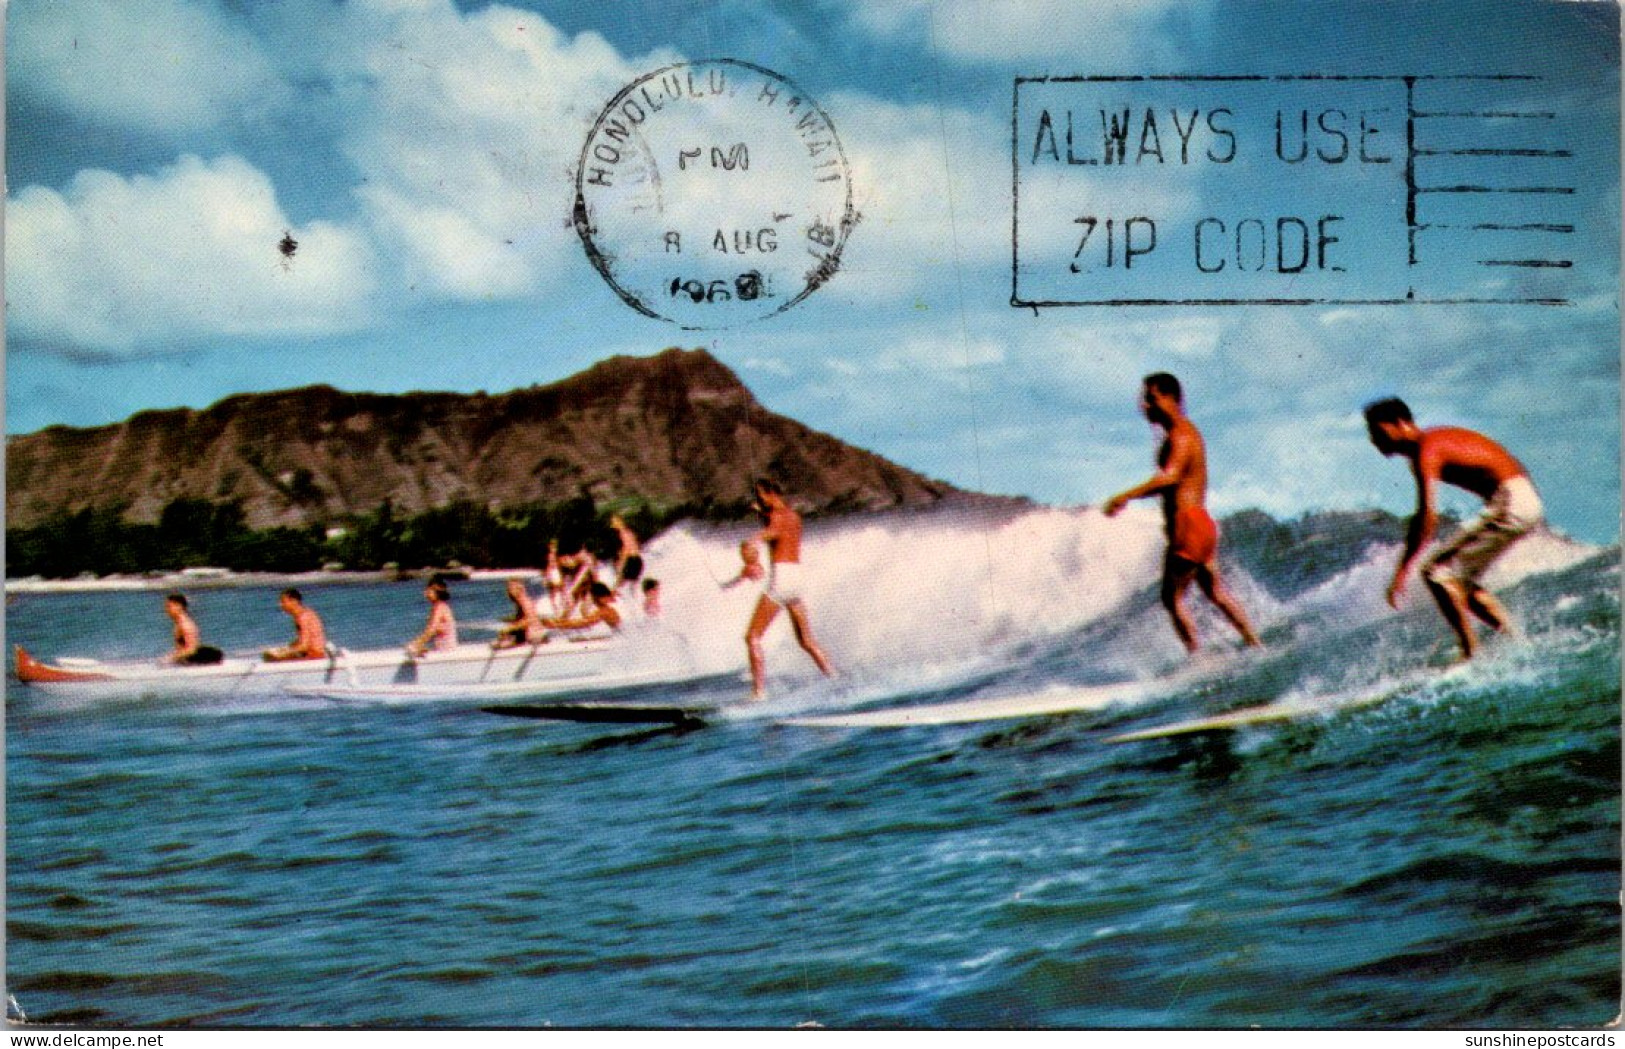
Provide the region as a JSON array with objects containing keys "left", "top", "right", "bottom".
[{"left": 13, "top": 637, "right": 644, "bottom": 703}]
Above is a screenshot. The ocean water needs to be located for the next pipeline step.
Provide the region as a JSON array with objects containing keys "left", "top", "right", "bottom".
[{"left": 6, "top": 506, "right": 1619, "bottom": 1028}]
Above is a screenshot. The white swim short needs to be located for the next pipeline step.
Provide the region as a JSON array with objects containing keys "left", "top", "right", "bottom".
[
  {"left": 765, "top": 562, "right": 806, "bottom": 606},
  {"left": 1423, "top": 476, "right": 1543, "bottom": 588}
]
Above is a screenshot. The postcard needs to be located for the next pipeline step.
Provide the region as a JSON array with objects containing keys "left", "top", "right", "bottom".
[{"left": 5, "top": 0, "right": 1619, "bottom": 1032}]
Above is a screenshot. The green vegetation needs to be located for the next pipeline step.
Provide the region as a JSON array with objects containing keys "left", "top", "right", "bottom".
[{"left": 6, "top": 495, "right": 752, "bottom": 578}]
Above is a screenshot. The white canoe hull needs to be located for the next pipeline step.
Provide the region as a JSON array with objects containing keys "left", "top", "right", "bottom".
[{"left": 14, "top": 639, "right": 623, "bottom": 702}]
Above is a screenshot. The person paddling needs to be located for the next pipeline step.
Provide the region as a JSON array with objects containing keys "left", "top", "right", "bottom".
[
  {"left": 492, "top": 578, "right": 544, "bottom": 649},
  {"left": 163, "top": 593, "right": 222, "bottom": 665},
  {"left": 263, "top": 588, "right": 327, "bottom": 661},
  {"left": 406, "top": 578, "right": 458, "bottom": 657}
]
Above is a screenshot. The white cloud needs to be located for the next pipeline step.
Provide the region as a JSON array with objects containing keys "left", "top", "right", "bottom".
[
  {"left": 7, "top": 155, "right": 376, "bottom": 351},
  {"left": 892, "top": 336, "right": 1006, "bottom": 370},
  {"left": 849, "top": 0, "right": 1209, "bottom": 69},
  {"left": 332, "top": 0, "right": 678, "bottom": 301},
  {"left": 10, "top": 0, "right": 288, "bottom": 133},
  {"left": 10, "top": 0, "right": 1205, "bottom": 334},
  {"left": 743, "top": 356, "right": 793, "bottom": 377},
  {"left": 828, "top": 94, "right": 1009, "bottom": 289},
  {"left": 6, "top": 0, "right": 678, "bottom": 347},
  {"left": 320, "top": 4, "right": 1041, "bottom": 311}
]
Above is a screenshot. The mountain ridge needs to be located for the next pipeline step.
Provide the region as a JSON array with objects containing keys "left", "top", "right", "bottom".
[{"left": 8, "top": 348, "right": 1017, "bottom": 530}]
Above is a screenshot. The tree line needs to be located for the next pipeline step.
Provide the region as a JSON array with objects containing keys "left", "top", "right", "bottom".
[{"left": 6, "top": 494, "right": 754, "bottom": 578}]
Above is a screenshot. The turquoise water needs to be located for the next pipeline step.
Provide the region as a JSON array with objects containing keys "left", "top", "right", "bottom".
[{"left": 6, "top": 514, "right": 1619, "bottom": 1027}]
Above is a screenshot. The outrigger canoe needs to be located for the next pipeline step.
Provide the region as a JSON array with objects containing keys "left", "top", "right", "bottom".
[{"left": 14, "top": 637, "right": 631, "bottom": 702}]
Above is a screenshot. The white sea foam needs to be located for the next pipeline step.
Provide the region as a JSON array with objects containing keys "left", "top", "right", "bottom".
[
  {"left": 641, "top": 504, "right": 1165, "bottom": 689},
  {"left": 637, "top": 504, "right": 1612, "bottom": 710}
]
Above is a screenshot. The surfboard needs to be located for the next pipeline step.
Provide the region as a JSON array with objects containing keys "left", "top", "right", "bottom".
[
  {"left": 1104, "top": 700, "right": 1330, "bottom": 742},
  {"left": 1103, "top": 671, "right": 1447, "bottom": 743},
  {"left": 483, "top": 701, "right": 720, "bottom": 725},
  {"left": 778, "top": 680, "right": 1156, "bottom": 728}
]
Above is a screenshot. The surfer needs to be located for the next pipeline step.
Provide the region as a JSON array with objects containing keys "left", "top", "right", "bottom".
[
  {"left": 263, "top": 589, "right": 328, "bottom": 661},
  {"left": 492, "top": 579, "right": 544, "bottom": 649},
  {"left": 610, "top": 515, "right": 645, "bottom": 598},
  {"left": 1104, "top": 373, "right": 1262, "bottom": 653},
  {"left": 745, "top": 478, "right": 835, "bottom": 700},
  {"left": 641, "top": 578, "right": 662, "bottom": 617},
  {"left": 1363, "top": 398, "right": 1544, "bottom": 659},
  {"left": 542, "top": 581, "right": 622, "bottom": 633},
  {"left": 163, "top": 593, "right": 222, "bottom": 665},
  {"left": 406, "top": 578, "right": 458, "bottom": 657}
]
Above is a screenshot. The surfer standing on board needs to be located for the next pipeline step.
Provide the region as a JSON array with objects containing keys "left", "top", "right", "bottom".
[
  {"left": 1104, "top": 373, "right": 1262, "bottom": 654},
  {"left": 745, "top": 478, "right": 835, "bottom": 700},
  {"left": 263, "top": 589, "right": 327, "bottom": 661},
  {"left": 1364, "top": 398, "right": 1544, "bottom": 660}
]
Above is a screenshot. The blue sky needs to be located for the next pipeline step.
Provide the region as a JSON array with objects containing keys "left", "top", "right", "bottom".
[{"left": 7, "top": 0, "right": 1619, "bottom": 541}]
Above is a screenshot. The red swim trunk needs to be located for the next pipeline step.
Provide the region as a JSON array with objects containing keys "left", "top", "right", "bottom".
[{"left": 1168, "top": 507, "right": 1218, "bottom": 565}]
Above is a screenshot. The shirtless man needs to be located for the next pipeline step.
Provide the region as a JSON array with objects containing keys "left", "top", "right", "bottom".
[
  {"left": 163, "top": 593, "right": 215, "bottom": 664},
  {"left": 745, "top": 478, "right": 835, "bottom": 699},
  {"left": 264, "top": 588, "right": 328, "bottom": 661},
  {"left": 1104, "top": 373, "right": 1261, "bottom": 653},
  {"left": 1364, "top": 398, "right": 1543, "bottom": 660},
  {"left": 609, "top": 516, "right": 644, "bottom": 598}
]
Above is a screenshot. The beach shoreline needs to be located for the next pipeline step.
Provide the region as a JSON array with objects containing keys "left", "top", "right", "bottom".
[{"left": 5, "top": 567, "right": 539, "bottom": 595}]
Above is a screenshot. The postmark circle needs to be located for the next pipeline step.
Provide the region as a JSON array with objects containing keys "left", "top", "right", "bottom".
[{"left": 573, "top": 59, "right": 855, "bottom": 329}]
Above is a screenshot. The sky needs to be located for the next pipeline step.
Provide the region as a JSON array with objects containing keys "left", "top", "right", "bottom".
[{"left": 6, "top": 0, "right": 1620, "bottom": 541}]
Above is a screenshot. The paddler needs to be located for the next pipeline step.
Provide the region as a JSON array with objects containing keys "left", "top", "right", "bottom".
[
  {"left": 1104, "top": 373, "right": 1262, "bottom": 654},
  {"left": 492, "top": 578, "right": 544, "bottom": 649},
  {"left": 1364, "top": 398, "right": 1544, "bottom": 659},
  {"left": 263, "top": 588, "right": 328, "bottom": 661},
  {"left": 406, "top": 578, "right": 458, "bottom": 657},
  {"left": 163, "top": 593, "right": 222, "bottom": 665}
]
